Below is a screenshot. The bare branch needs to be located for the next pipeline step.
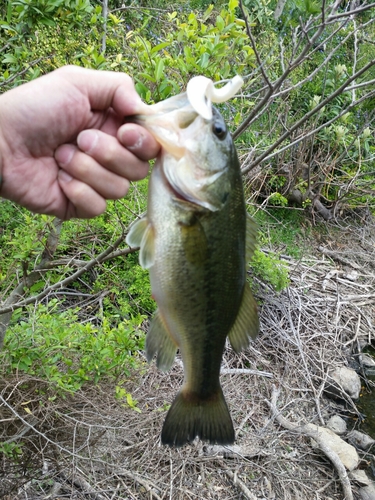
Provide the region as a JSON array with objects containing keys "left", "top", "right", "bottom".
[
  {"left": 239, "top": 0, "right": 273, "bottom": 90},
  {"left": 328, "top": 2, "right": 375, "bottom": 20},
  {"left": 241, "top": 59, "right": 375, "bottom": 174},
  {"left": 234, "top": 16, "right": 329, "bottom": 138},
  {"left": 0, "top": 230, "right": 131, "bottom": 316},
  {"left": 101, "top": 0, "right": 108, "bottom": 54},
  {"left": 0, "top": 58, "right": 45, "bottom": 88}
]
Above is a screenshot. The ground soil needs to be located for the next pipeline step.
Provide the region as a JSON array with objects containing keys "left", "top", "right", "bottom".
[{"left": 1, "top": 215, "right": 375, "bottom": 500}]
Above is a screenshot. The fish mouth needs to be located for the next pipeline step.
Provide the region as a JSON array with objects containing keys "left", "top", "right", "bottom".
[
  {"left": 128, "top": 96, "right": 223, "bottom": 212},
  {"left": 158, "top": 161, "right": 191, "bottom": 204},
  {"left": 127, "top": 94, "right": 200, "bottom": 159}
]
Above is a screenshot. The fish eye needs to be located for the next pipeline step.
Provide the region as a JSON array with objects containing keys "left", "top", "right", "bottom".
[{"left": 212, "top": 121, "right": 227, "bottom": 140}]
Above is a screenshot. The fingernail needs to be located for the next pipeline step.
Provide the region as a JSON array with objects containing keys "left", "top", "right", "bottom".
[
  {"left": 120, "top": 126, "right": 144, "bottom": 150},
  {"left": 77, "top": 130, "right": 98, "bottom": 154},
  {"left": 58, "top": 170, "right": 73, "bottom": 183},
  {"left": 55, "top": 144, "right": 75, "bottom": 166}
]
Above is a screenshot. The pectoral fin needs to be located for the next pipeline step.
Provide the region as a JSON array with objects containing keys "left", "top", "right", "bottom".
[
  {"left": 126, "top": 217, "right": 155, "bottom": 269},
  {"left": 246, "top": 213, "right": 258, "bottom": 263},
  {"left": 146, "top": 310, "right": 178, "bottom": 372},
  {"left": 228, "top": 284, "right": 259, "bottom": 353},
  {"left": 126, "top": 216, "right": 147, "bottom": 247}
]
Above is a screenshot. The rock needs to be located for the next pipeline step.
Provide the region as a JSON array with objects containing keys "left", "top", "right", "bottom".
[
  {"left": 327, "top": 415, "right": 347, "bottom": 435},
  {"left": 359, "top": 484, "right": 375, "bottom": 500},
  {"left": 360, "top": 354, "right": 375, "bottom": 368},
  {"left": 309, "top": 425, "right": 359, "bottom": 471},
  {"left": 359, "top": 340, "right": 369, "bottom": 351},
  {"left": 326, "top": 366, "right": 361, "bottom": 400},
  {"left": 347, "top": 430, "right": 375, "bottom": 451},
  {"left": 344, "top": 270, "right": 358, "bottom": 281},
  {"left": 349, "top": 469, "right": 372, "bottom": 486}
]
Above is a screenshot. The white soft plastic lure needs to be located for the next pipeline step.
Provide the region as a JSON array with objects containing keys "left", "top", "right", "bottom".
[{"left": 186, "top": 75, "right": 244, "bottom": 120}]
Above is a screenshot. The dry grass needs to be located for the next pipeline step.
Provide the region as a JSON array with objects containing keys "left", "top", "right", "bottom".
[{"left": 1, "top": 217, "right": 374, "bottom": 500}]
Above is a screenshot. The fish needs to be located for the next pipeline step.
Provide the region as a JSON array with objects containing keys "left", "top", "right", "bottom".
[{"left": 126, "top": 86, "right": 259, "bottom": 447}]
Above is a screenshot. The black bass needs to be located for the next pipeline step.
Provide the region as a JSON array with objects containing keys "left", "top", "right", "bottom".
[{"left": 126, "top": 77, "right": 258, "bottom": 447}]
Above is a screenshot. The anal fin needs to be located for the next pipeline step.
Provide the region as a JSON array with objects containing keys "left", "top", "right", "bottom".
[
  {"left": 228, "top": 283, "right": 259, "bottom": 353},
  {"left": 146, "top": 310, "right": 177, "bottom": 372}
]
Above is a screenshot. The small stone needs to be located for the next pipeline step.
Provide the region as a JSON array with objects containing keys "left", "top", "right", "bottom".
[
  {"left": 359, "top": 484, "right": 375, "bottom": 500},
  {"left": 349, "top": 469, "right": 372, "bottom": 486},
  {"left": 309, "top": 425, "right": 359, "bottom": 471},
  {"left": 327, "top": 415, "right": 347, "bottom": 435},
  {"left": 327, "top": 366, "right": 361, "bottom": 400},
  {"left": 344, "top": 271, "right": 358, "bottom": 281},
  {"left": 359, "top": 340, "right": 369, "bottom": 351},
  {"left": 360, "top": 354, "right": 375, "bottom": 368},
  {"left": 347, "top": 430, "right": 375, "bottom": 451}
]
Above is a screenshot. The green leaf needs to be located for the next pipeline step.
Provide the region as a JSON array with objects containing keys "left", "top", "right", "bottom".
[
  {"left": 135, "top": 81, "right": 149, "bottom": 100},
  {"left": 155, "top": 58, "right": 165, "bottom": 83},
  {"left": 202, "top": 4, "right": 214, "bottom": 22},
  {"left": 229, "top": 0, "right": 239, "bottom": 10},
  {"left": 216, "top": 16, "right": 225, "bottom": 31},
  {"left": 2, "top": 54, "right": 18, "bottom": 64},
  {"left": 305, "top": 0, "right": 321, "bottom": 14},
  {"left": 138, "top": 72, "right": 156, "bottom": 82},
  {"left": 6, "top": 0, "right": 13, "bottom": 23},
  {"left": 40, "top": 17, "right": 56, "bottom": 26},
  {"left": 30, "top": 281, "right": 45, "bottom": 293},
  {"left": 150, "top": 42, "right": 170, "bottom": 54},
  {"left": 199, "top": 52, "right": 210, "bottom": 69}
]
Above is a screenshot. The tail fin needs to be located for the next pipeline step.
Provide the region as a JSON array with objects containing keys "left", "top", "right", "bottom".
[{"left": 161, "top": 387, "right": 235, "bottom": 447}]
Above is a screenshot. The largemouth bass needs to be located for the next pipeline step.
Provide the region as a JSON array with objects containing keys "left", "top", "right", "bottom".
[{"left": 126, "top": 79, "right": 258, "bottom": 447}]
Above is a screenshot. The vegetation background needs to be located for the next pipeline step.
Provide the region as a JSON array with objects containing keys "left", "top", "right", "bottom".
[{"left": 0, "top": 0, "right": 375, "bottom": 498}]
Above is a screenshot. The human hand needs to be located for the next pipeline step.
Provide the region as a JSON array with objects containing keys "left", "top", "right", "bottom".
[{"left": 0, "top": 65, "right": 160, "bottom": 219}]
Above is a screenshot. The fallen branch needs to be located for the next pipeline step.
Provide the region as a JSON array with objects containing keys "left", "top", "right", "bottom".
[
  {"left": 0, "top": 229, "right": 129, "bottom": 316},
  {"left": 318, "top": 246, "right": 362, "bottom": 269},
  {"left": 266, "top": 386, "right": 353, "bottom": 500}
]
